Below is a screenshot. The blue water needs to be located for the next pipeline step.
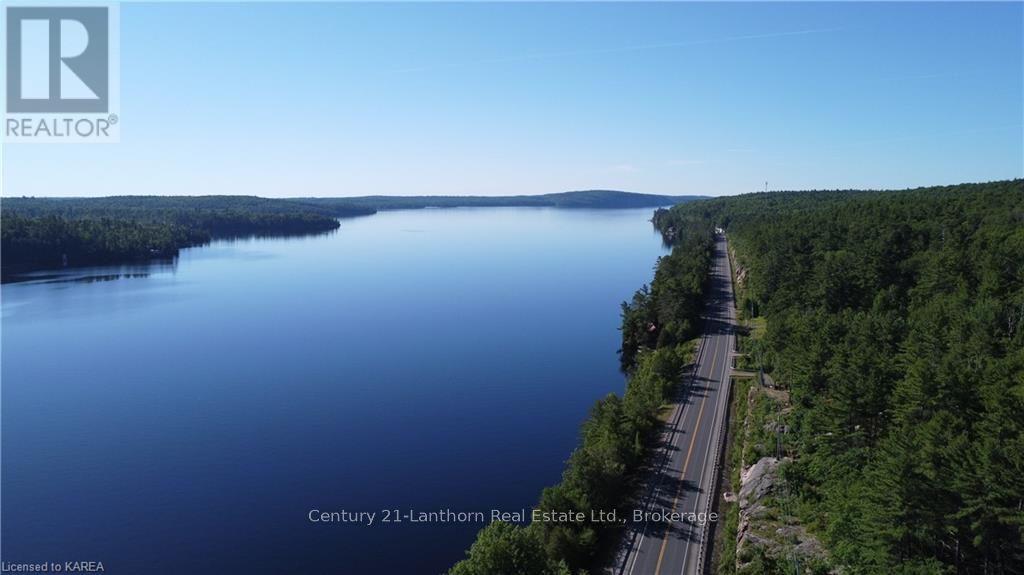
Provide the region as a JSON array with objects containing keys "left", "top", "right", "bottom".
[{"left": 1, "top": 207, "right": 667, "bottom": 574}]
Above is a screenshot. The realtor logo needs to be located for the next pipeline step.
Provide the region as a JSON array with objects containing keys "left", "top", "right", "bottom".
[
  {"left": 3, "top": 4, "right": 119, "bottom": 142},
  {"left": 6, "top": 7, "right": 109, "bottom": 113}
]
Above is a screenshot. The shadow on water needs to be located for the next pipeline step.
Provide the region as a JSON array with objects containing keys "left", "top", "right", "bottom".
[
  {"left": 1, "top": 259, "right": 178, "bottom": 285},
  {"left": 210, "top": 226, "right": 341, "bottom": 244}
]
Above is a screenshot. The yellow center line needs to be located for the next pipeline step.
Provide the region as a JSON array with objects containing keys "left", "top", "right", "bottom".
[{"left": 653, "top": 339, "right": 719, "bottom": 575}]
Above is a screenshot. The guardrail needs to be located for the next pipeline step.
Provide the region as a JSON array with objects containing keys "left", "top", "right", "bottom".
[{"left": 694, "top": 332, "right": 734, "bottom": 573}]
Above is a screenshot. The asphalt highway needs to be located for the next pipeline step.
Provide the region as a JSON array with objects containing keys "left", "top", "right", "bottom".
[{"left": 617, "top": 232, "right": 736, "bottom": 575}]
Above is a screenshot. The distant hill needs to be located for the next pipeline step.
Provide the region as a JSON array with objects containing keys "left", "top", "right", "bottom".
[{"left": 294, "top": 190, "right": 704, "bottom": 211}]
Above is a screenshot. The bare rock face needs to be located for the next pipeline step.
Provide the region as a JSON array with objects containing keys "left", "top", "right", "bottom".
[
  {"left": 735, "top": 457, "right": 780, "bottom": 569},
  {"left": 738, "top": 456, "right": 779, "bottom": 507},
  {"left": 735, "top": 456, "right": 832, "bottom": 573},
  {"left": 731, "top": 249, "right": 748, "bottom": 289}
]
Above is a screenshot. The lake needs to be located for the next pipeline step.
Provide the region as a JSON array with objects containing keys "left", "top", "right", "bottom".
[{"left": 1, "top": 207, "right": 668, "bottom": 574}]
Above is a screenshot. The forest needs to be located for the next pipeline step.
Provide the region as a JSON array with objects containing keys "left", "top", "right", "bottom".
[
  {"left": 450, "top": 226, "right": 714, "bottom": 575},
  {"left": 653, "top": 179, "right": 1023, "bottom": 574},
  {"left": 450, "top": 179, "right": 1022, "bottom": 574},
  {"left": 0, "top": 196, "right": 367, "bottom": 275}
]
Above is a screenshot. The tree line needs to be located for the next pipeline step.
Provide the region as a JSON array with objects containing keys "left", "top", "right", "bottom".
[
  {"left": 1, "top": 195, "right": 359, "bottom": 274},
  {"left": 654, "top": 179, "right": 1023, "bottom": 574}
]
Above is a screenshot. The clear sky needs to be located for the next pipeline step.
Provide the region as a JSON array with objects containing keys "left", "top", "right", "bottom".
[{"left": 3, "top": 1, "right": 1022, "bottom": 197}]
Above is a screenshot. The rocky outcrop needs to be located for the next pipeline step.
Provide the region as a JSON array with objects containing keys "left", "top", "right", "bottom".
[
  {"left": 730, "top": 248, "right": 749, "bottom": 290},
  {"left": 732, "top": 388, "right": 831, "bottom": 572},
  {"left": 739, "top": 456, "right": 780, "bottom": 507},
  {"left": 735, "top": 456, "right": 832, "bottom": 573}
]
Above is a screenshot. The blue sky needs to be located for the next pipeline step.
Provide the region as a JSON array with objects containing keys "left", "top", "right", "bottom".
[{"left": 4, "top": 1, "right": 1022, "bottom": 197}]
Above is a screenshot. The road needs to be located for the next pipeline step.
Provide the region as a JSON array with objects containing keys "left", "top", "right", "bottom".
[{"left": 617, "top": 232, "right": 736, "bottom": 575}]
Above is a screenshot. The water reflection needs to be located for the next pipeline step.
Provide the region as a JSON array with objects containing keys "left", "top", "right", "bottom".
[
  {"left": 2, "top": 260, "right": 178, "bottom": 285},
  {"left": 210, "top": 226, "right": 341, "bottom": 243},
  {"left": 1, "top": 228, "right": 342, "bottom": 284}
]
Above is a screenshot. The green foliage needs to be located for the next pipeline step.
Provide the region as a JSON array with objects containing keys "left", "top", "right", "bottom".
[
  {"left": 1, "top": 196, "right": 349, "bottom": 272},
  {"left": 449, "top": 522, "right": 570, "bottom": 575},
  {"left": 619, "top": 285, "right": 658, "bottom": 370},
  {"left": 1, "top": 213, "right": 208, "bottom": 270},
  {"left": 656, "top": 179, "right": 1024, "bottom": 573},
  {"left": 619, "top": 225, "right": 713, "bottom": 370}
]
